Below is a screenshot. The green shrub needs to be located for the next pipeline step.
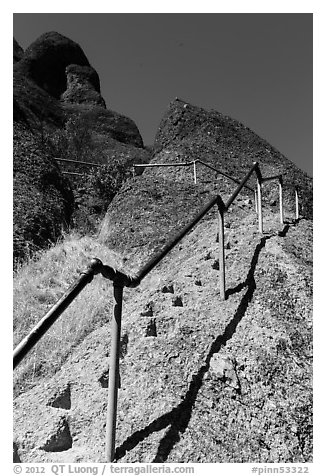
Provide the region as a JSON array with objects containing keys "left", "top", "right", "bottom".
[
  {"left": 39, "top": 115, "right": 105, "bottom": 164},
  {"left": 71, "top": 161, "right": 133, "bottom": 234},
  {"left": 31, "top": 115, "right": 141, "bottom": 234},
  {"left": 13, "top": 123, "right": 74, "bottom": 266}
]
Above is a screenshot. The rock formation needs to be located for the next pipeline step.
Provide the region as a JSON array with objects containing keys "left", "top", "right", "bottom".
[
  {"left": 99, "top": 98, "right": 312, "bottom": 272},
  {"left": 13, "top": 31, "right": 148, "bottom": 262},
  {"left": 153, "top": 99, "right": 312, "bottom": 217},
  {"left": 61, "top": 64, "right": 106, "bottom": 108},
  {"left": 15, "top": 31, "right": 91, "bottom": 99},
  {"left": 13, "top": 39, "right": 312, "bottom": 464}
]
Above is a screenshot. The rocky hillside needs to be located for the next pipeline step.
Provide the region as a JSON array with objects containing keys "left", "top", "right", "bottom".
[
  {"left": 152, "top": 99, "right": 312, "bottom": 219},
  {"left": 13, "top": 211, "right": 312, "bottom": 463},
  {"left": 13, "top": 32, "right": 146, "bottom": 148},
  {"left": 13, "top": 37, "right": 312, "bottom": 464},
  {"left": 13, "top": 33, "right": 149, "bottom": 263},
  {"left": 14, "top": 101, "right": 312, "bottom": 463},
  {"left": 13, "top": 122, "right": 74, "bottom": 261},
  {"left": 99, "top": 98, "right": 312, "bottom": 271}
]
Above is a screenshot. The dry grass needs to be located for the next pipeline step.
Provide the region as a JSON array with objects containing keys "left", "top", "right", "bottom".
[{"left": 13, "top": 231, "right": 124, "bottom": 396}]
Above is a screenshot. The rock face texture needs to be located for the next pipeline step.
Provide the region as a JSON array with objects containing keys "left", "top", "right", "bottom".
[
  {"left": 61, "top": 64, "right": 106, "bottom": 108},
  {"left": 13, "top": 122, "right": 74, "bottom": 261},
  {"left": 99, "top": 99, "right": 312, "bottom": 272},
  {"left": 13, "top": 217, "right": 313, "bottom": 463},
  {"left": 13, "top": 33, "right": 312, "bottom": 464},
  {"left": 15, "top": 32, "right": 91, "bottom": 99},
  {"left": 13, "top": 32, "right": 147, "bottom": 262},
  {"left": 153, "top": 99, "right": 312, "bottom": 218},
  {"left": 13, "top": 52, "right": 312, "bottom": 462},
  {"left": 13, "top": 31, "right": 144, "bottom": 146}
]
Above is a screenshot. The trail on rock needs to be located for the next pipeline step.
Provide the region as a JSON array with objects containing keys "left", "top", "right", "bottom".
[{"left": 14, "top": 212, "right": 312, "bottom": 463}]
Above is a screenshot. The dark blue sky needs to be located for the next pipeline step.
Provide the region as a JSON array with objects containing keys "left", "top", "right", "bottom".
[{"left": 13, "top": 13, "right": 313, "bottom": 176}]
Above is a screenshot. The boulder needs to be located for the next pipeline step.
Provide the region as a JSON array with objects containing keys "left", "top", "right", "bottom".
[
  {"left": 13, "top": 31, "right": 145, "bottom": 148},
  {"left": 14, "top": 31, "right": 90, "bottom": 98}
]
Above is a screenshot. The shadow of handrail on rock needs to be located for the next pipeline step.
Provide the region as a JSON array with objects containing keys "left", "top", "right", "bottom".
[
  {"left": 115, "top": 224, "right": 293, "bottom": 462},
  {"left": 226, "top": 222, "right": 294, "bottom": 298}
]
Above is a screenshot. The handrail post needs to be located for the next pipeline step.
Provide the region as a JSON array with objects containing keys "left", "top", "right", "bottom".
[
  {"left": 279, "top": 177, "right": 284, "bottom": 224},
  {"left": 295, "top": 188, "right": 299, "bottom": 220},
  {"left": 218, "top": 205, "right": 226, "bottom": 300},
  {"left": 256, "top": 178, "right": 263, "bottom": 233},
  {"left": 193, "top": 160, "right": 197, "bottom": 184},
  {"left": 106, "top": 283, "right": 124, "bottom": 463}
]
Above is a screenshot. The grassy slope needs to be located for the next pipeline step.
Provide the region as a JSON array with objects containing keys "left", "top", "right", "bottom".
[{"left": 13, "top": 232, "right": 125, "bottom": 396}]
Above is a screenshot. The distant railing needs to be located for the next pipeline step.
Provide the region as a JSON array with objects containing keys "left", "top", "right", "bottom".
[
  {"left": 133, "top": 158, "right": 255, "bottom": 191},
  {"left": 13, "top": 161, "right": 300, "bottom": 463},
  {"left": 133, "top": 159, "right": 300, "bottom": 225},
  {"left": 55, "top": 157, "right": 102, "bottom": 177}
]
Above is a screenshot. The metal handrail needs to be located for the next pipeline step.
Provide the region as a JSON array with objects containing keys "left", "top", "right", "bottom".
[
  {"left": 134, "top": 161, "right": 192, "bottom": 168},
  {"left": 62, "top": 171, "right": 86, "bottom": 177},
  {"left": 195, "top": 159, "right": 255, "bottom": 193},
  {"left": 13, "top": 260, "right": 103, "bottom": 369},
  {"left": 133, "top": 159, "right": 255, "bottom": 193},
  {"left": 14, "top": 160, "right": 299, "bottom": 463},
  {"left": 224, "top": 162, "right": 258, "bottom": 210},
  {"left": 13, "top": 192, "right": 224, "bottom": 368},
  {"left": 134, "top": 194, "right": 225, "bottom": 284},
  {"left": 55, "top": 158, "right": 103, "bottom": 178},
  {"left": 55, "top": 158, "right": 102, "bottom": 167}
]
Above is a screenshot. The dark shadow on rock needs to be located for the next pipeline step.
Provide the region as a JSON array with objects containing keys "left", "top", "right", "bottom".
[
  {"left": 13, "top": 442, "right": 21, "bottom": 463},
  {"left": 278, "top": 224, "right": 290, "bottom": 237},
  {"left": 226, "top": 222, "right": 294, "bottom": 298},
  {"left": 226, "top": 235, "right": 271, "bottom": 299},
  {"left": 115, "top": 230, "right": 287, "bottom": 462}
]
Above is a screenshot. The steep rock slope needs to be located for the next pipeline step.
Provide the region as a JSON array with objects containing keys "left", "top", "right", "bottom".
[
  {"left": 14, "top": 100, "right": 312, "bottom": 462},
  {"left": 13, "top": 212, "right": 312, "bottom": 463},
  {"left": 15, "top": 31, "right": 91, "bottom": 99},
  {"left": 99, "top": 99, "right": 312, "bottom": 270},
  {"left": 152, "top": 99, "right": 312, "bottom": 218}
]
